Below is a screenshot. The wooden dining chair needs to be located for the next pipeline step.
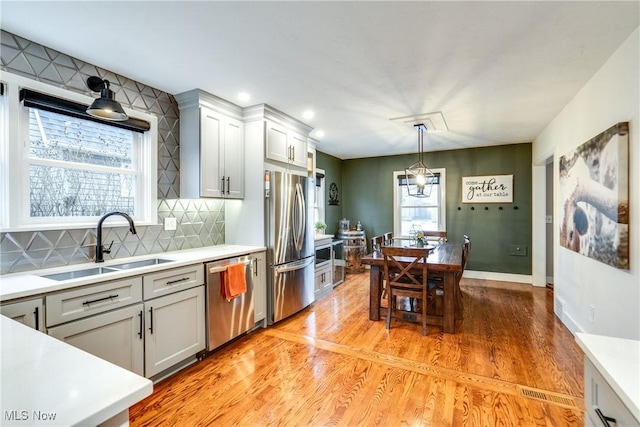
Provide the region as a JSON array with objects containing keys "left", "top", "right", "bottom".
[
  {"left": 382, "top": 246, "right": 433, "bottom": 336},
  {"left": 371, "top": 235, "right": 387, "bottom": 300},
  {"left": 383, "top": 232, "right": 393, "bottom": 245},
  {"left": 370, "top": 235, "right": 384, "bottom": 253},
  {"left": 462, "top": 234, "right": 471, "bottom": 271},
  {"left": 454, "top": 234, "right": 471, "bottom": 318},
  {"left": 424, "top": 230, "right": 447, "bottom": 243}
]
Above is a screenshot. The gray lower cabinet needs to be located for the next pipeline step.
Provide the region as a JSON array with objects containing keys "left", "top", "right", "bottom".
[
  {"left": 253, "top": 251, "right": 266, "bottom": 323},
  {"left": 0, "top": 297, "right": 44, "bottom": 331},
  {"left": 584, "top": 358, "right": 639, "bottom": 427},
  {"left": 314, "top": 263, "right": 332, "bottom": 299},
  {"left": 144, "top": 285, "right": 205, "bottom": 378},
  {"left": 48, "top": 303, "right": 145, "bottom": 376},
  {"left": 44, "top": 263, "right": 206, "bottom": 379}
]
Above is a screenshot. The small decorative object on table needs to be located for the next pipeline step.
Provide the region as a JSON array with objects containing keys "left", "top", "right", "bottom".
[{"left": 409, "top": 224, "right": 425, "bottom": 247}]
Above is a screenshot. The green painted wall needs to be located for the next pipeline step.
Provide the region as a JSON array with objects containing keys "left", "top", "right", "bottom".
[
  {"left": 316, "top": 151, "right": 343, "bottom": 235},
  {"left": 317, "top": 143, "right": 532, "bottom": 275}
]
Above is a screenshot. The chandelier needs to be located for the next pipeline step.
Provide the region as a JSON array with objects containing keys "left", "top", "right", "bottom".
[{"left": 405, "top": 124, "right": 435, "bottom": 198}]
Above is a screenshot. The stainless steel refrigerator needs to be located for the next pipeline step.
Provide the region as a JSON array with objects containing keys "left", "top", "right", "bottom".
[{"left": 265, "top": 171, "right": 315, "bottom": 324}]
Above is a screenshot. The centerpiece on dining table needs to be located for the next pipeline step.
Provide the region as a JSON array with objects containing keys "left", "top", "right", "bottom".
[
  {"left": 413, "top": 230, "right": 427, "bottom": 247},
  {"left": 408, "top": 224, "right": 432, "bottom": 249}
]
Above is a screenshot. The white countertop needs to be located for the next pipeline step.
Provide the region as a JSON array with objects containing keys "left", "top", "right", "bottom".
[
  {"left": 314, "top": 233, "right": 334, "bottom": 240},
  {"left": 576, "top": 332, "right": 640, "bottom": 421},
  {"left": 0, "top": 244, "right": 265, "bottom": 302},
  {"left": 1, "top": 316, "right": 153, "bottom": 426}
]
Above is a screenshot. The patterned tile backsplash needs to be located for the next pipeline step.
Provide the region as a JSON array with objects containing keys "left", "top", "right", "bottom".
[
  {"left": 1, "top": 31, "right": 226, "bottom": 275},
  {"left": 0, "top": 199, "right": 225, "bottom": 274}
]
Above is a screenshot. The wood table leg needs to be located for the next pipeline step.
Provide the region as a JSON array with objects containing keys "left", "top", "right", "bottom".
[
  {"left": 443, "top": 272, "right": 455, "bottom": 333},
  {"left": 369, "top": 265, "right": 381, "bottom": 321}
]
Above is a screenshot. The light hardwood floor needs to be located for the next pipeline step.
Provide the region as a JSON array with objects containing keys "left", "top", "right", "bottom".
[{"left": 130, "top": 273, "right": 584, "bottom": 426}]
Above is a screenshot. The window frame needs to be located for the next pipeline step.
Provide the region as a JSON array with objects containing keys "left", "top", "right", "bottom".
[
  {"left": 392, "top": 168, "right": 447, "bottom": 238},
  {"left": 314, "top": 168, "right": 326, "bottom": 227},
  {"left": 0, "top": 71, "right": 158, "bottom": 231}
]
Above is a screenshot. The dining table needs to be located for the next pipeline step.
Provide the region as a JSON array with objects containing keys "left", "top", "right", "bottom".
[{"left": 361, "top": 241, "right": 463, "bottom": 334}]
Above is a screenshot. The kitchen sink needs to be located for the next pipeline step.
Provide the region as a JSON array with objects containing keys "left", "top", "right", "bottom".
[
  {"left": 43, "top": 267, "right": 119, "bottom": 281},
  {"left": 41, "top": 258, "right": 175, "bottom": 281},
  {"left": 109, "top": 258, "right": 174, "bottom": 270}
]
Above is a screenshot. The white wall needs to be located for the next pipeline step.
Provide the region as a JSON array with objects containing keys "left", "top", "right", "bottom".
[
  {"left": 533, "top": 28, "right": 639, "bottom": 340},
  {"left": 225, "top": 120, "right": 266, "bottom": 247}
]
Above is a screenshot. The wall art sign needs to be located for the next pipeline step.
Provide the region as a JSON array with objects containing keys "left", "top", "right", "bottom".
[
  {"left": 559, "top": 122, "right": 629, "bottom": 269},
  {"left": 328, "top": 182, "right": 340, "bottom": 206},
  {"left": 461, "top": 174, "right": 513, "bottom": 203}
]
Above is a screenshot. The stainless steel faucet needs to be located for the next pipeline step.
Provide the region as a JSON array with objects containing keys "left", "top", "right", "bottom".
[{"left": 96, "top": 212, "right": 137, "bottom": 263}]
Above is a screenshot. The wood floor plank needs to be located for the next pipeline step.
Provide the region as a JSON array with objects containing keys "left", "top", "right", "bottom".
[{"left": 130, "top": 273, "right": 585, "bottom": 426}]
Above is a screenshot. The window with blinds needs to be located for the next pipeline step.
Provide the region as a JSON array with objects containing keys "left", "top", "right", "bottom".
[
  {"left": 393, "top": 169, "right": 446, "bottom": 237},
  {"left": 1, "top": 72, "right": 157, "bottom": 229}
]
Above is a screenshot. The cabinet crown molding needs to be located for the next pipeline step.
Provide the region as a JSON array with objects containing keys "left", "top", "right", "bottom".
[
  {"left": 174, "top": 89, "right": 244, "bottom": 121},
  {"left": 244, "top": 103, "right": 313, "bottom": 136}
]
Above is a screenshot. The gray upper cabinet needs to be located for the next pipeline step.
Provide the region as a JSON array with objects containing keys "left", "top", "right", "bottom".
[
  {"left": 176, "top": 89, "right": 245, "bottom": 199},
  {"left": 265, "top": 120, "right": 307, "bottom": 169}
]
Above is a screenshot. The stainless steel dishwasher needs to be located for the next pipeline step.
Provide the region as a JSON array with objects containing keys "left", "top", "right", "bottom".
[{"left": 205, "top": 254, "right": 255, "bottom": 351}]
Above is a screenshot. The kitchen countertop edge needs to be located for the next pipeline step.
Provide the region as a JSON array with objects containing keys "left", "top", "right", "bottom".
[
  {"left": 0, "top": 316, "right": 153, "bottom": 426},
  {"left": 575, "top": 332, "right": 640, "bottom": 422},
  {"left": 0, "top": 244, "right": 266, "bottom": 302}
]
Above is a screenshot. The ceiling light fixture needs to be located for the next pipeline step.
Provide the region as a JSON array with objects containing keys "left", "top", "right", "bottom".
[
  {"left": 86, "top": 76, "right": 128, "bottom": 121},
  {"left": 315, "top": 130, "right": 325, "bottom": 138},
  {"left": 405, "top": 123, "right": 435, "bottom": 198},
  {"left": 237, "top": 92, "right": 251, "bottom": 102},
  {"left": 303, "top": 110, "right": 314, "bottom": 120}
]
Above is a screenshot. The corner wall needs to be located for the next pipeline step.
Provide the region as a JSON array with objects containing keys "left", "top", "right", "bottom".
[
  {"left": 533, "top": 28, "right": 639, "bottom": 340},
  {"left": 316, "top": 151, "right": 343, "bottom": 235}
]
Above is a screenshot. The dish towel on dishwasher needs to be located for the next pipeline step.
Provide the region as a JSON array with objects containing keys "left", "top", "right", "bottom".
[{"left": 220, "top": 262, "right": 247, "bottom": 301}]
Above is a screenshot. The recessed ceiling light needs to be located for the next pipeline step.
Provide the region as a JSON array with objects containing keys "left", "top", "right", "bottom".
[
  {"left": 237, "top": 92, "right": 251, "bottom": 102},
  {"left": 315, "top": 130, "right": 325, "bottom": 138},
  {"left": 303, "top": 110, "right": 314, "bottom": 120}
]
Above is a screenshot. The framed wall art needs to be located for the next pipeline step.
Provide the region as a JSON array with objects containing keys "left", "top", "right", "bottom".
[
  {"left": 558, "top": 122, "right": 629, "bottom": 269},
  {"left": 461, "top": 174, "right": 513, "bottom": 203}
]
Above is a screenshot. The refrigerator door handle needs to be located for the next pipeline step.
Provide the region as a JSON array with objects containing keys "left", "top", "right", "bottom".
[
  {"left": 274, "top": 256, "right": 314, "bottom": 274},
  {"left": 292, "top": 182, "right": 306, "bottom": 252}
]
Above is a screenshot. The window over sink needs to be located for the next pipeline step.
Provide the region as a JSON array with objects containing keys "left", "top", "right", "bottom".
[{"left": 0, "top": 72, "right": 158, "bottom": 231}]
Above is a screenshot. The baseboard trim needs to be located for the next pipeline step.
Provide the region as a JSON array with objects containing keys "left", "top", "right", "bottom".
[{"left": 463, "top": 270, "right": 533, "bottom": 284}]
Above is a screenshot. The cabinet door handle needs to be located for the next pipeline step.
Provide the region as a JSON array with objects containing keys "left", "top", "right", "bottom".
[
  {"left": 253, "top": 258, "right": 258, "bottom": 276},
  {"left": 292, "top": 146, "right": 295, "bottom": 161},
  {"left": 148, "top": 307, "right": 154, "bottom": 334},
  {"left": 34, "top": 306, "right": 39, "bottom": 331},
  {"left": 594, "top": 407, "right": 616, "bottom": 426},
  {"left": 166, "top": 277, "right": 190, "bottom": 285},
  {"left": 221, "top": 176, "right": 226, "bottom": 194},
  {"left": 227, "top": 177, "right": 230, "bottom": 195},
  {"left": 82, "top": 294, "right": 119, "bottom": 306},
  {"left": 138, "top": 310, "right": 143, "bottom": 339}
]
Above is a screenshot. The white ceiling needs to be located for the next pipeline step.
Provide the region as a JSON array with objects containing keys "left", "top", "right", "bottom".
[{"left": 2, "top": 1, "right": 638, "bottom": 159}]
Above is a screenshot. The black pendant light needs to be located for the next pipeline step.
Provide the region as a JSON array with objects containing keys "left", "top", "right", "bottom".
[
  {"left": 86, "top": 76, "right": 128, "bottom": 121},
  {"left": 405, "top": 124, "right": 435, "bottom": 198}
]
